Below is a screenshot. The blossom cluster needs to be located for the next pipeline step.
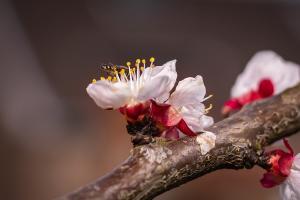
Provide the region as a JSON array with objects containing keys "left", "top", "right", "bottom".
[
  {"left": 222, "top": 51, "right": 300, "bottom": 116},
  {"left": 87, "top": 51, "right": 300, "bottom": 199},
  {"left": 225, "top": 50, "right": 300, "bottom": 200},
  {"left": 86, "top": 58, "right": 213, "bottom": 139}
]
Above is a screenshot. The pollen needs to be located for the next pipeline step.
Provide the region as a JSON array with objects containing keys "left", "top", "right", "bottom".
[
  {"left": 120, "top": 69, "right": 125, "bottom": 75},
  {"left": 95, "top": 57, "right": 158, "bottom": 84},
  {"left": 92, "top": 79, "right": 97, "bottom": 83},
  {"left": 150, "top": 57, "right": 155, "bottom": 63},
  {"left": 150, "top": 57, "right": 155, "bottom": 67}
]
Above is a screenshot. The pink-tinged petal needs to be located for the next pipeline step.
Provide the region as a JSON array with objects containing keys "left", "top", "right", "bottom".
[
  {"left": 177, "top": 119, "right": 197, "bottom": 137},
  {"left": 161, "top": 127, "right": 180, "bottom": 140},
  {"left": 261, "top": 172, "right": 286, "bottom": 188},
  {"left": 258, "top": 79, "right": 274, "bottom": 98},
  {"left": 150, "top": 100, "right": 181, "bottom": 127}
]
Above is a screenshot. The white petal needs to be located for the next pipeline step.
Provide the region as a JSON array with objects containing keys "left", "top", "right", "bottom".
[
  {"left": 231, "top": 50, "right": 300, "bottom": 97},
  {"left": 138, "top": 60, "right": 177, "bottom": 101},
  {"left": 280, "top": 154, "right": 300, "bottom": 200},
  {"left": 180, "top": 104, "right": 214, "bottom": 132},
  {"left": 86, "top": 80, "right": 131, "bottom": 109},
  {"left": 159, "top": 60, "right": 178, "bottom": 97},
  {"left": 196, "top": 131, "right": 216, "bottom": 155},
  {"left": 200, "top": 115, "right": 214, "bottom": 129},
  {"left": 169, "top": 75, "right": 206, "bottom": 107},
  {"left": 142, "top": 60, "right": 177, "bottom": 82},
  {"left": 155, "top": 92, "right": 171, "bottom": 103},
  {"left": 293, "top": 154, "right": 300, "bottom": 170}
]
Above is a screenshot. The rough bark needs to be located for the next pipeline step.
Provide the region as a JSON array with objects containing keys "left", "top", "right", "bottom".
[{"left": 59, "top": 83, "right": 300, "bottom": 200}]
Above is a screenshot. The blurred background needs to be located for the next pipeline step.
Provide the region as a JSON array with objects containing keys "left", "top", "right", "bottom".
[{"left": 1, "top": 0, "right": 300, "bottom": 199}]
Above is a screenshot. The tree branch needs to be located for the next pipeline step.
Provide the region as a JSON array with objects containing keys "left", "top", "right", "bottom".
[{"left": 59, "top": 83, "right": 300, "bottom": 200}]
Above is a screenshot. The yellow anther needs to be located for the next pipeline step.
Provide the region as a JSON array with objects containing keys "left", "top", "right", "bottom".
[
  {"left": 135, "top": 59, "right": 140, "bottom": 67},
  {"left": 112, "top": 77, "right": 117, "bottom": 82},
  {"left": 140, "top": 67, "right": 144, "bottom": 71},
  {"left": 132, "top": 68, "right": 136, "bottom": 72},
  {"left": 92, "top": 79, "right": 97, "bottom": 83},
  {"left": 107, "top": 76, "right": 112, "bottom": 81},
  {"left": 126, "top": 61, "right": 131, "bottom": 67},
  {"left": 142, "top": 59, "right": 146, "bottom": 64},
  {"left": 100, "top": 77, "right": 105, "bottom": 81},
  {"left": 120, "top": 69, "right": 125, "bottom": 75},
  {"left": 150, "top": 57, "right": 155, "bottom": 63}
]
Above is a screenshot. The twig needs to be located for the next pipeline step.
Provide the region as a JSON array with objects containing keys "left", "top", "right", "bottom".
[{"left": 59, "top": 83, "right": 300, "bottom": 200}]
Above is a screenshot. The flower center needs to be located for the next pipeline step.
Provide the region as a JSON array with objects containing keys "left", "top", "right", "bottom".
[{"left": 91, "top": 57, "right": 155, "bottom": 85}]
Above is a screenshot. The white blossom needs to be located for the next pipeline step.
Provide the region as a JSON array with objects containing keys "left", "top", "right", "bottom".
[
  {"left": 86, "top": 60, "right": 177, "bottom": 109},
  {"left": 231, "top": 50, "right": 300, "bottom": 98}
]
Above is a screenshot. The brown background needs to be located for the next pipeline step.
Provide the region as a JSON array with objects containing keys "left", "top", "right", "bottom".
[{"left": 1, "top": 0, "right": 300, "bottom": 199}]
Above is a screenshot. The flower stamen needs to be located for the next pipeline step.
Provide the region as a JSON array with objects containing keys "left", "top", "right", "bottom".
[
  {"left": 205, "top": 104, "right": 213, "bottom": 114},
  {"left": 150, "top": 57, "right": 155, "bottom": 67},
  {"left": 202, "top": 94, "right": 213, "bottom": 102}
]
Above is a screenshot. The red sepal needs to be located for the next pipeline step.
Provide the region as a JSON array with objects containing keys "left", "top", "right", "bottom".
[
  {"left": 150, "top": 100, "right": 181, "bottom": 127},
  {"left": 223, "top": 78, "right": 275, "bottom": 116},
  {"left": 177, "top": 119, "right": 197, "bottom": 137},
  {"left": 260, "top": 139, "right": 294, "bottom": 188},
  {"left": 119, "top": 102, "right": 150, "bottom": 121},
  {"left": 260, "top": 172, "right": 286, "bottom": 188}
]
